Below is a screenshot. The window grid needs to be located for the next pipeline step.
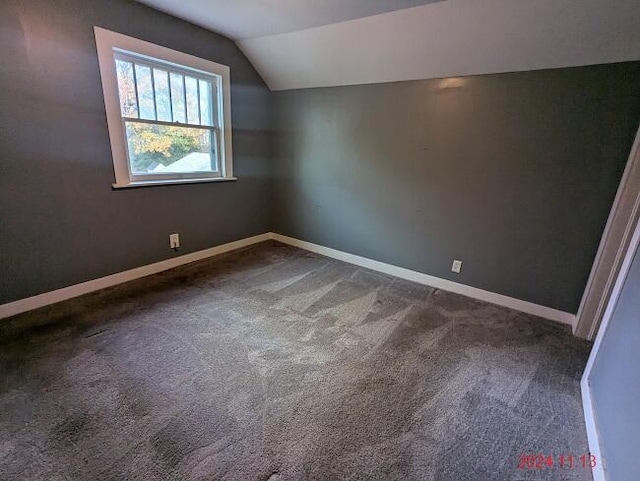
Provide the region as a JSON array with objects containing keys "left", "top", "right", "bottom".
[
  {"left": 114, "top": 53, "right": 218, "bottom": 129},
  {"left": 114, "top": 52, "right": 221, "bottom": 179}
]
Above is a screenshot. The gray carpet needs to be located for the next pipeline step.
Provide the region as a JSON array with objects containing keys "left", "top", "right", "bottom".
[{"left": 0, "top": 241, "right": 593, "bottom": 480}]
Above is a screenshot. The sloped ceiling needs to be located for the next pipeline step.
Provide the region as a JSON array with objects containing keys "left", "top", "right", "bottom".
[
  {"left": 138, "top": 0, "right": 640, "bottom": 91},
  {"left": 135, "top": 0, "right": 444, "bottom": 40}
]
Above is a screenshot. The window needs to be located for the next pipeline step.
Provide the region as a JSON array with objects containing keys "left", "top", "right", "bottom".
[{"left": 94, "top": 27, "right": 234, "bottom": 188}]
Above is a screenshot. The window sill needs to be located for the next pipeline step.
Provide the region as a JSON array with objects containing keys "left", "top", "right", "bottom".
[{"left": 112, "top": 177, "right": 237, "bottom": 189}]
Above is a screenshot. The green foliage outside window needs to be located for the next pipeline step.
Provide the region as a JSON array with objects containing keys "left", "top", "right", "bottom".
[{"left": 125, "top": 123, "right": 207, "bottom": 171}]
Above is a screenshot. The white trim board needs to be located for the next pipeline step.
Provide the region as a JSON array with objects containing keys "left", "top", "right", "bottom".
[
  {"left": 574, "top": 123, "right": 640, "bottom": 339},
  {"left": 0, "top": 233, "right": 270, "bottom": 320},
  {"left": 581, "top": 378, "right": 606, "bottom": 481},
  {"left": 1, "top": 231, "right": 574, "bottom": 326},
  {"left": 270, "top": 233, "right": 575, "bottom": 326}
]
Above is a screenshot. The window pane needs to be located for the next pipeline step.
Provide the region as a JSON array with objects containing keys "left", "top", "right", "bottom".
[
  {"left": 153, "top": 68, "right": 171, "bottom": 122},
  {"left": 199, "top": 79, "right": 212, "bottom": 126},
  {"left": 169, "top": 73, "right": 186, "bottom": 123},
  {"left": 125, "top": 121, "right": 216, "bottom": 174},
  {"left": 134, "top": 64, "right": 155, "bottom": 120},
  {"left": 185, "top": 76, "right": 199, "bottom": 125},
  {"left": 115, "top": 60, "right": 138, "bottom": 117}
]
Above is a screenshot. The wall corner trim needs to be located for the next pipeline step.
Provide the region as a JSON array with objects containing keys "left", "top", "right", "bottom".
[
  {"left": 270, "top": 233, "right": 575, "bottom": 326},
  {"left": 1, "top": 231, "right": 575, "bottom": 326},
  {"left": 581, "top": 378, "right": 607, "bottom": 481},
  {"left": 0, "top": 233, "right": 271, "bottom": 320}
]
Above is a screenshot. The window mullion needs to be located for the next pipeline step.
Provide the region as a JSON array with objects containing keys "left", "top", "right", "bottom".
[
  {"left": 196, "top": 78, "right": 202, "bottom": 125},
  {"left": 131, "top": 62, "right": 141, "bottom": 118},
  {"left": 182, "top": 75, "right": 187, "bottom": 123},
  {"left": 150, "top": 66, "right": 158, "bottom": 121},
  {"left": 167, "top": 70, "right": 174, "bottom": 122}
]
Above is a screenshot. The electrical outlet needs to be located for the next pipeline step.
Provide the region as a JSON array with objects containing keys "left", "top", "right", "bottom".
[
  {"left": 169, "top": 233, "right": 180, "bottom": 250},
  {"left": 451, "top": 259, "right": 462, "bottom": 274}
]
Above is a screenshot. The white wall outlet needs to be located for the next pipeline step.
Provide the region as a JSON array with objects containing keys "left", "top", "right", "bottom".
[
  {"left": 169, "top": 233, "right": 180, "bottom": 250},
  {"left": 451, "top": 259, "right": 462, "bottom": 273}
]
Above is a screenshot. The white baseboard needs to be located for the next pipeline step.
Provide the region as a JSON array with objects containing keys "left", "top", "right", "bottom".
[
  {"left": 0, "top": 231, "right": 575, "bottom": 326},
  {"left": 581, "top": 378, "right": 606, "bottom": 481},
  {"left": 270, "top": 233, "right": 575, "bottom": 326},
  {"left": 0, "top": 233, "right": 271, "bottom": 320}
]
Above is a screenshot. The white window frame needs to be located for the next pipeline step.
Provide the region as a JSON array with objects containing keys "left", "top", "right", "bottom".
[{"left": 94, "top": 27, "right": 235, "bottom": 188}]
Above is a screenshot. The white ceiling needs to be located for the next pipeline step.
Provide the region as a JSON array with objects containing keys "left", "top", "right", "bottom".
[
  {"left": 136, "top": 0, "right": 443, "bottom": 40},
  {"left": 138, "top": 0, "right": 640, "bottom": 91}
]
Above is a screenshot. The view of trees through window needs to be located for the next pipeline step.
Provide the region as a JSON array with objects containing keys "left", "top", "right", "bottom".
[
  {"left": 115, "top": 58, "right": 217, "bottom": 174},
  {"left": 124, "top": 123, "right": 211, "bottom": 173}
]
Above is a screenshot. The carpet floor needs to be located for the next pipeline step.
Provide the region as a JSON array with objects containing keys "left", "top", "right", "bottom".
[{"left": 0, "top": 241, "right": 592, "bottom": 480}]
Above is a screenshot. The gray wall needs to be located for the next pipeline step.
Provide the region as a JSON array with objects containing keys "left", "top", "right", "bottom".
[
  {"left": 272, "top": 63, "right": 640, "bottom": 313},
  {"left": 0, "top": 0, "right": 272, "bottom": 304},
  {"left": 589, "top": 238, "right": 640, "bottom": 479},
  {"left": 2, "top": 0, "right": 639, "bottom": 316}
]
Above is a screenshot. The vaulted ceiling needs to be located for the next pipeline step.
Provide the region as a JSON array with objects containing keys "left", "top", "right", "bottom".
[
  {"left": 137, "top": 0, "right": 640, "bottom": 91},
  {"left": 135, "top": 0, "right": 445, "bottom": 40}
]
